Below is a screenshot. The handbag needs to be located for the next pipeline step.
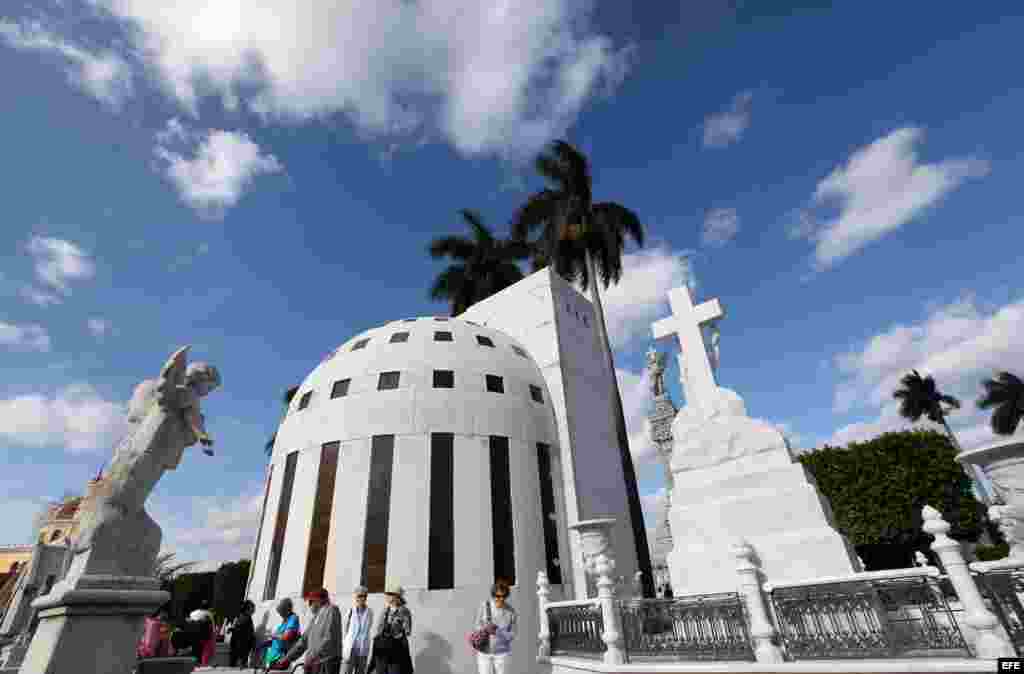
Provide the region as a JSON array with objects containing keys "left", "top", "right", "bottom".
[
  {"left": 373, "top": 608, "right": 395, "bottom": 658},
  {"left": 467, "top": 599, "right": 493, "bottom": 652}
]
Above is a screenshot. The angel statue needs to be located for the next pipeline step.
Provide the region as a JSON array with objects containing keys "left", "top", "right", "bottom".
[
  {"left": 646, "top": 346, "right": 667, "bottom": 398},
  {"left": 59, "top": 346, "right": 221, "bottom": 587},
  {"left": 707, "top": 321, "right": 722, "bottom": 370}
]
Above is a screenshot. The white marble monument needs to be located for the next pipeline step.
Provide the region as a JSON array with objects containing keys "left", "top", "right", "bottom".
[
  {"left": 19, "top": 347, "right": 219, "bottom": 674},
  {"left": 653, "top": 284, "right": 858, "bottom": 596}
]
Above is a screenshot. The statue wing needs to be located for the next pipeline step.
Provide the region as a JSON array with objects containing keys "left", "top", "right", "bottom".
[{"left": 155, "top": 346, "right": 190, "bottom": 409}]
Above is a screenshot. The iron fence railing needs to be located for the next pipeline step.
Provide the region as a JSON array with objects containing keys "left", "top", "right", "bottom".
[
  {"left": 618, "top": 594, "right": 755, "bottom": 662},
  {"left": 768, "top": 574, "right": 970, "bottom": 660},
  {"left": 548, "top": 601, "right": 605, "bottom": 659},
  {"left": 975, "top": 566, "right": 1024, "bottom": 656}
]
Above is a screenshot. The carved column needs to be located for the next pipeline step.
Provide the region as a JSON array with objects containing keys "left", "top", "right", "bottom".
[
  {"left": 732, "top": 540, "right": 784, "bottom": 664},
  {"left": 922, "top": 505, "right": 1014, "bottom": 658},
  {"left": 569, "top": 519, "right": 625, "bottom": 665},
  {"left": 537, "top": 571, "right": 551, "bottom": 660}
]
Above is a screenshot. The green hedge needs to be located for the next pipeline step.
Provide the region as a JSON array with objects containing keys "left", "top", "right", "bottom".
[{"left": 797, "top": 430, "right": 983, "bottom": 561}]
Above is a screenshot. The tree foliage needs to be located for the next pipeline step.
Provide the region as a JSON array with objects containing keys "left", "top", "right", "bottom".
[
  {"left": 798, "top": 430, "right": 983, "bottom": 567},
  {"left": 977, "top": 371, "right": 1024, "bottom": 435},
  {"left": 153, "top": 552, "right": 197, "bottom": 592},
  {"left": 213, "top": 559, "right": 251, "bottom": 624},
  {"left": 168, "top": 571, "right": 215, "bottom": 624},
  {"left": 427, "top": 209, "right": 530, "bottom": 316}
]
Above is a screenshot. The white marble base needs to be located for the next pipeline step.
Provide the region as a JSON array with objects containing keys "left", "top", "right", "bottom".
[
  {"left": 18, "top": 575, "right": 168, "bottom": 674},
  {"left": 668, "top": 447, "right": 857, "bottom": 596}
]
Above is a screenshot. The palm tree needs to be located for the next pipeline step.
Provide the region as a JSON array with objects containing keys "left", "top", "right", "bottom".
[
  {"left": 264, "top": 385, "right": 300, "bottom": 457},
  {"left": 977, "top": 371, "right": 1024, "bottom": 436},
  {"left": 512, "top": 140, "right": 653, "bottom": 597},
  {"left": 894, "top": 370, "right": 992, "bottom": 505},
  {"left": 428, "top": 209, "right": 531, "bottom": 316}
]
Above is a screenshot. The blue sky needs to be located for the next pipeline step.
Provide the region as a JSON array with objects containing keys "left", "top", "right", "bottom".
[{"left": 1, "top": 2, "right": 1022, "bottom": 567}]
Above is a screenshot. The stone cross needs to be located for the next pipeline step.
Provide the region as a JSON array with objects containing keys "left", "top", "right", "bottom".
[{"left": 651, "top": 285, "right": 724, "bottom": 417}]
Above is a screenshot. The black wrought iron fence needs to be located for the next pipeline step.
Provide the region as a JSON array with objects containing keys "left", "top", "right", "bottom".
[
  {"left": 547, "top": 602, "right": 605, "bottom": 659},
  {"left": 768, "top": 574, "right": 970, "bottom": 660},
  {"left": 975, "top": 566, "right": 1024, "bottom": 656},
  {"left": 618, "top": 594, "right": 755, "bottom": 662}
]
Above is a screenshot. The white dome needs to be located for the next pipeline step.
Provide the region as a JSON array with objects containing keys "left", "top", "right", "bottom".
[{"left": 248, "top": 316, "right": 565, "bottom": 674}]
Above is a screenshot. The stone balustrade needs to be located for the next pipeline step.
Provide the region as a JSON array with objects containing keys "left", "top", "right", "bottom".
[{"left": 538, "top": 507, "right": 1022, "bottom": 669}]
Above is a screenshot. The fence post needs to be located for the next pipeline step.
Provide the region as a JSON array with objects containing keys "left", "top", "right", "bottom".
[
  {"left": 922, "top": 505, "right": 1015, "bottom": 658},
  {"left": 733, "top": 540, "right": 785, "bottom": 664},
  {"left": 593, "top": 552, "right": 626, "bottom": 665},
  {"left": 537, "top": 570, "right": 551, "bottom": 659}
]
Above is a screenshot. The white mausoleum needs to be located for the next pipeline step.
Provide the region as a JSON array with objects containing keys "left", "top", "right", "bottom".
[{"left": 246, "top": 268, "right": 649, "bottom": 674}]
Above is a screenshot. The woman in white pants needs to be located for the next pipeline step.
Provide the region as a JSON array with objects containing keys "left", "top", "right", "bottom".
[{"left": 475, "top": 582, "right": 517, "bottom": 674}]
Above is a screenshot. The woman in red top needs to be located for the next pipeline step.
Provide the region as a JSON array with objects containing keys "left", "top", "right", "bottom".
[{"left": 137, "top": 607, "right": 174, "bottom": 659}]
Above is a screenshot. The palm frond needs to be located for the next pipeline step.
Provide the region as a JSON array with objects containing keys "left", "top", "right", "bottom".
[
  {"left": 978, "top": 371, "right": 1024, "bottom": 435},
  {"left": 429, "top": 265, "right": 467, "bottom": 300},
  {"left": 592, "top": 202, "right": 645, "bottom": 248},
  {"left": 428, "top": 235, "right": 476, "bottom": 260},
  {"left": 549, "top": 140, "right": 592, "bottom": 207},
  {"left": 459, "top": 209, "right": 494, "bottom": 247},
  {"left": 511, "top": 189, "right": 560, "bottom": 241}
]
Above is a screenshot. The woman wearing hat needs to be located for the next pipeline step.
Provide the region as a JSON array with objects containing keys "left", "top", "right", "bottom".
[{"left": 368, "top": 585, "right": 413, "bottom": 674}]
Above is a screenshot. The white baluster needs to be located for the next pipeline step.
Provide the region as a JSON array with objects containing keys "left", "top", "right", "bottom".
[
  {"left": 732, "top": 540, "right": 784, "bottom": 664},
  {"left": 537, "top": 570, "right": 551, "bottom": 659},
  {"left": 922, "top": 505, "right": 1015, "bottom": 658}
]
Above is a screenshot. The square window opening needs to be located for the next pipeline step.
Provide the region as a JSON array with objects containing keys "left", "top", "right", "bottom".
[
  {"left": 352, "top": 338, "right": 370, "bottom": 351},
  {"left": 486, "top": 375, "right": 505, "bottom": 394},
  {"left": 476, "top": 335, "right": 495, "bottom": 347},
  {"left": 331, "top": 379, "right": 351, "bottom": 399},
  {"left": 390, "top": 332, "right": 410, "bottom": 343},
  {"left": 378, "top": 371, "right": 401, "bottom": 390},
  {"left": 434, "top": 331, "right": 453, "bottom": 342},
  {"left": 298, "top": 391, "right": 313, "bottom": 410},
  {"left": 530, "top": 385, "right": 544, "bottom": 404},
  {"left": 433, "top": 370, "right": 454, "bottom": 389}
]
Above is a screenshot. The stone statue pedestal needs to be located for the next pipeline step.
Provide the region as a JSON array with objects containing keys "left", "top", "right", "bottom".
[
  {"left": 18, "top": 575, "right": 168, "bottom": 674},
  {"left": 667, "top": 394, "right": 857, "bottom": 595}
]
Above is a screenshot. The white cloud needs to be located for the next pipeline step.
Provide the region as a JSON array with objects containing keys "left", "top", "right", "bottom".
[
  {"left": 19, "top": 286, "right": 62, "bottom": 307},
  {"left": 0, "top": 20, "right": 132, "bottom": 108},
  {"left": 155, "top": 120, "right": 283, "bottom": 219},
  {"left": 71, "top": 0, "right": 630, "bottom": 159},
  {"left": 827, "top": 294, "right": 1024, "bottom": 449},
  {"left": 86, "top": 318, "right": 113, "bottom": 338},
  {"left": 22, "top": 236, "right": 96, "bottom": 305},
  {"left": 599, "top": 244, "right": 697, "bottom": 350},
  {"left": 0, "top": 384, "right": 128, "bottom": 453},
  {"left": 702, "top": 208, "right": 739, "bottom": 247},
  {"left": 702, "top": 91, "right": 752, "bottom": 148},
  {"left": 617, "top": 366, "right": 659, "bottom": 466},
  {"left": 0, "top": 322, "right": 51, "bottom": 351},
  {"left": 792, "top": 127, "right": 989, "bottom": 271},
  {"left": 153, "top": 487, "right": 265, "bottom": 566}
]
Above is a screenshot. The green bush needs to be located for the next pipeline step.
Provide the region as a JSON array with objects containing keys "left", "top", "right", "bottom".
[
  {"left": 975, "top": 543, "right": 1010, "bottom": 562},
  {"left": 798, "top": 430, "right": 984, "bottom": 569}
]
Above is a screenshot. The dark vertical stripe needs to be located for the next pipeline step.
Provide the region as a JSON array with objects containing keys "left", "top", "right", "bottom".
[
  {"left": 536, "top": 443, "right": 562, "bottom": 584},
  {"left": 264, "top": 451, "right": 298, "bottom": 600},
  {"left": 246, "top": 464, "right": 274, "bottom": 598},
  {"left": 428, "top": 433, "right": 454, "bottom": 590},
  {"left": 361, "top": 435, "right": 395, "bottom": 593},
  {"left": 489, "top": 435, "right": 515, "bottom": 585},
  {"left": 303, "top": 441, "right": 340, "bottom": 594}
]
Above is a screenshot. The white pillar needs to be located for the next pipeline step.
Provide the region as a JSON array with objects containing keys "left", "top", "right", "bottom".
[
  {"left": 921, "top": 505, "right": 1015, "bottom": 659},
  {"left": 732, "top": 540, "right": 784, "bottom": 664},
  {"left": 537, "top": 570, "right": 551, "bottom": 659},
  {"left": 569, "top": 519, "right": 625, "bottom": 665}
]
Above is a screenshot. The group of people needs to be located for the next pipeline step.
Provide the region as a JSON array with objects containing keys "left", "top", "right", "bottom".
[
  {"left": 139, "top": 581, "right": 518, "bottom": 673},
  {"left": 136, "top": 601, "right": 221, "bottom": 666},
  {"left": 229, "top": 581, "right": 517, "bottom": 674}
]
